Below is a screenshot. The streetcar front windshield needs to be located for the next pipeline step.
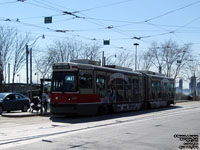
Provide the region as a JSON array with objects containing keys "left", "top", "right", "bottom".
[{"left": 51, "top": 71, "right": 78, "bottom": 92}]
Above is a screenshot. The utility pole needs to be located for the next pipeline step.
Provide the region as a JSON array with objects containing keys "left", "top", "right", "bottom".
[
  {"left": 35, "top": 73, "right": 39, "bottom": 84},
  {"left": 133, "top": 43, "right": 139, "bottom": 71},
  {"left": 8, "top": 63, "right": 10, "bottom": 84},
  {"left": 26, "top": 34, "right": 45, "bottom": 99},
  {"left": 102, "top": 51, "right": 105, "bottom": 66},
  {"left": 0, "top": 50, "right": 3, "bottom": 92},
  {"left": 193, "top": 73, "right": 197, "bottom": 101},
  {"left": 30, "top": 48, "right": 33, "bottom": 101},
  {"left": 26, "top": 45, "right": 29, "bottom": 97},
  {"left": 159, "top": 66, "right": 162, "bottom": 74}
]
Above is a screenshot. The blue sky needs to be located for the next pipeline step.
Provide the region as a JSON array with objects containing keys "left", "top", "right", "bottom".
[{"left": 0, "top": 0, "right": 200, "bottom": 83}]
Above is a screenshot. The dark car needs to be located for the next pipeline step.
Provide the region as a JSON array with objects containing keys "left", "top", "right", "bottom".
[{"left": 0, "top": 93, "right": 30, "bottom": 115}]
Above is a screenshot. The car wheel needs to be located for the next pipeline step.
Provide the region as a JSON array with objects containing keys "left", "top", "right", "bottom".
[
  {"left": 22, "top": 105, "right": 29, "bottom": 112},
  {"left": 0, "top": 106, "right": 3, "bottom": 115}
]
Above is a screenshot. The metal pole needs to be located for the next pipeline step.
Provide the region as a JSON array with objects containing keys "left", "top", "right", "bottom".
[
  {"left": 8, "top": 63, "right": 10, "bottom": 84},
  {"left": 30, "top": 48, "right": 32, "bottom": 101},
  {"left": 17, "top": 74, "right": 20, "bottom": 83},
  {"left": 134, "top": 43, "right": 139, "bottom": 71},
  {"left": 0, "top": 50, "right": 3, "bottom": 91},
  {"left": 193, "top": 73, "right": 197, "bottom": 101},
  {"left": 135, "top": 46, "right": 137, "bottom": 70},
  {"left": 35, "top": 73, "right": 39, "bottom": 84},
  {"left": 26, "top": 45, "right": 29, "bottom": 97},
  {"left": 102, "top": 51, "right": 104, "bottom": 66}
]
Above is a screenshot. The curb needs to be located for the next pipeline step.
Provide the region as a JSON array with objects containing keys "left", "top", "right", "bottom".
[
  {"left": 175, "top": 100, "right": 198, "bottom": 103},
  {"left": 1, "top": 112, "right": 51, "bottom": 117}
]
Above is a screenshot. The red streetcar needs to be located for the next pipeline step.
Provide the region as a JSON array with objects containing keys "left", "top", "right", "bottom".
[{"left": 50, "top": 60, "right": 175, "bottom": 115}]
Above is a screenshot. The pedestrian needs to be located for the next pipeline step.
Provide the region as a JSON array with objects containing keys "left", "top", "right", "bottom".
[{"left": 42, "top": 89, "right": 49, "bottom": 113}]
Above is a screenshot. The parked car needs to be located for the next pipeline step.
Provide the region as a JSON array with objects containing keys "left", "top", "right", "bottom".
[{"left": 0, "top": 93, "right": 30, "bottom": 115}]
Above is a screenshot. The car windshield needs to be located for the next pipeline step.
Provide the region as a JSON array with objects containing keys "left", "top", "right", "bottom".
[{"left": 0, "top": 93, "right": 8, "bottom": 99}]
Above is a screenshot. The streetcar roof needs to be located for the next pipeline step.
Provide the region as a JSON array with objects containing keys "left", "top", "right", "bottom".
[
  {"left": 53, "top": 62, "right": 141, "bottom": 76},
  {"left": 53, "top": 62, "right": 174, "bottom": 80}
]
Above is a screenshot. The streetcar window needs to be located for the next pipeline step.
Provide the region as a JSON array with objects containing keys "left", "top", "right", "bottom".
[
  {"left": 133, "top": 79, "right": 139, "bottom": 93},
  {"left": 152, "top": 81, "right": 161, "bottom": 99},
  {"left": 51, "top": 72, "right": 78, "bottom": 92},
  {"left": 132, "top": 79, "right": 140, "bottom": 101},
  {"left": 79, "top": 71, "right": 92, "bottom": 89},
  {"left": 63, "top": 74, "right": 77, "bottom": 92},
  {"left": 169, "top": 83, "right": 174, "bottom": 92},
  {"left": 152, "top": 81, "right": 160, "bottom": 92},
  {"left": 162, "top": 82, "right": 168, "bottom": 92},
  {"left": 96, "top": 75, "right": 106, "bottom": 89}
]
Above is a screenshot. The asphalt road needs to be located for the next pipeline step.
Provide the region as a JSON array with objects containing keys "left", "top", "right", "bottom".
[{"left": 0, "top": 101, "right": 200, "bottom": 150}]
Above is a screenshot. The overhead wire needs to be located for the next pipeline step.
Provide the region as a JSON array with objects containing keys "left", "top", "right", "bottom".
[
  {"left": 0, "top": 0, "right": 17, "bottom": 5},
  {"left": 3, "top": 0, "right": 199, "bottom": 47},
  {"left": 144, "top": 0, "right": 200, "bottom": 22},
  {"left": 23, "top": 1, "right": 62, "bottom": 12},
  {"left": 21, "top": 0, "right": 139, "bottom": 39},
  {"left": 11, "top": 1, "right": 156, "bottom": 40},
  {"left": 172, "top": 16, "right": 200, "bottom": 33},
  {"left": 74, "top": 0, "right": 135, "bottom": 13}
]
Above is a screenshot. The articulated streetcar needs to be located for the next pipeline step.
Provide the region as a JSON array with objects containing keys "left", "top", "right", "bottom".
[{"left": 50, "top": 60, "right": 175, "bottom": 115}]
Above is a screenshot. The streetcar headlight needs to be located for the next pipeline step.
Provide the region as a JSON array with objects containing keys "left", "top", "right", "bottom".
[
  {"left": 68, "top": 97, "right": 71, "bottom": 101},
  {"left": 55, "top": 96, "right": 58, "bottom": 100}
]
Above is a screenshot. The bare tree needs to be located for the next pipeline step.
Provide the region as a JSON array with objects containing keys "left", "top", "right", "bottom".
[
  {"left": 48, "top": 40, "right": 70, "bottom": 63},
  {"left": 148, "top": 42, "right": 165, "bottom": 73},
  {"left": 105, "top": 53, "right": 117, "bottom": 65},
  {"left": 180, "top": 54, "right": 200, "bottom": 81},
  {"left": 35, "top": 55, "right": 52, "bottom": 80},
  {"left": 172, "top": 43, "right": 192, "bottom": 79},
  {"left": 12, "top": 33, "right": 30, "bottom": 85},
  {"left": 80, "top": 42, "right": 101, "bottom": 61},
  {"left": 116, "top": 51, "right": 134, "bottom": 68},
  {"left": 148, "top": 40, "right": 192, "bottom": 79},
  {"left": 35, "top": 39, "right": 102, "bottom": 78},
  {"left": 139, "top": 51, "right": 154, "bottom": 70},
  {"left": 106, "top": 51, "right": 134, "bottom": 68},
  {"left": 0, "top": 25, "right": 17, "bottom": 87},
  {"left": 46, "top": 39, "right": 84, "bottom": 63}
]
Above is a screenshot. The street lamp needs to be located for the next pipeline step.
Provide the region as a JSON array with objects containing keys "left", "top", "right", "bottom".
[
  {"left": 26, "top": 34, "right": 45, "bottom": 99},
  {"left": 133, "top": 43, "right": 139, "bottom": 71}
]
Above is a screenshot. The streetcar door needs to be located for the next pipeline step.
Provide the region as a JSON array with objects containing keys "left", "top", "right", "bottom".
[
  {"left": 95, "top": 71, "right": 107, "bottom": 103},
  {"left": 142, "top": 73, "right": 149, "bottom": 102}
]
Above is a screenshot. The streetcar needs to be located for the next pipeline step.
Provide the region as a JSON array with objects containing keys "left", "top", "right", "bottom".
[{"left": 50, "top": 59, "right": 175, "bottom": 115}]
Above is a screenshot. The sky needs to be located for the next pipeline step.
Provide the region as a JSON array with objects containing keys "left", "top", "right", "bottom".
[{"left": 0, "top": 0, "right": 200, "bottom": 84}]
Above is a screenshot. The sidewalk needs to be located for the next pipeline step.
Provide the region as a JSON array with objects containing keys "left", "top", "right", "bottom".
[
  {"left": 175, "top": 99, "right": 199, "bottom": 103},
  {"left": 175, "top": 100, "right": 191, "bottom": 103},
  {"left": 1, "top": 111, "right": 51, "bottom": 117}
]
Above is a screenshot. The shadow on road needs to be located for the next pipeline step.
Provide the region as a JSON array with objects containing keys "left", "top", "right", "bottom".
[{"left": 50, "top": 105, "right": 182, "bottom": 124}]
